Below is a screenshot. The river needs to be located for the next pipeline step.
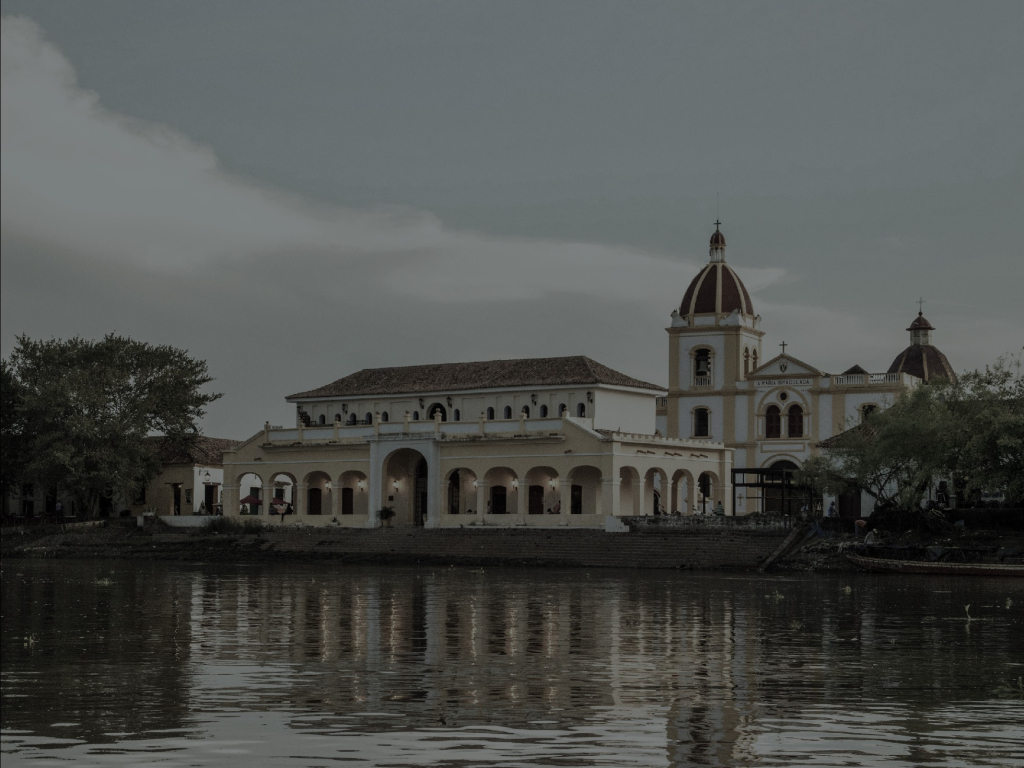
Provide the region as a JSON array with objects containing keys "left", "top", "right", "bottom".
[{"left": 1, "top": 560, "right": 1022, "bottom": 767}]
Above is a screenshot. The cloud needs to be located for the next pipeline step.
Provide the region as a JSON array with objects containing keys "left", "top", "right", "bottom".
[{"left": 1, "top": 15, "right": 784, "bottom": 305}]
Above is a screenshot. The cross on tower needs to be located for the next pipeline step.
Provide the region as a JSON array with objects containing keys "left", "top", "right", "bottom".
[
  {"left": 780, "top": 341, "right": 787, "bottom": 355},
  {"left": 714, "top": 219, "right": 722, "bottom": 231},
  {"left": 917, "top": 297, "right": 926, "bottom": 314}
]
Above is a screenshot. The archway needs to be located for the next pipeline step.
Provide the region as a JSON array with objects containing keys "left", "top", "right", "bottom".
[
  {"left": 444, "top": 468, "right": 478, "bottom": 515},
  {"left": 428, "top": 403, "right": 447, "bottom": 421},
  {"left": 268, "top": 472, "right": 296, "bottom": 517},
  {"left": 567, "top": 465, "right": 602, "bottom": 515},
  {"left": 763, "top": 459, "right": 807, "bottom": 515},
  {"left": 483, "top": 467, "right": 518, "bottom": 516},
  {"left": 237, "top": 473, "right": 263, "bottom": 516},
  {"left": 303, "top": 470, "right": 333, "bottom": 516},
  {"left": 644, "top": 468, "right": 668, "bottom": 515},
  {"left": 338, "top": 471, "right": 368, "bottom": 516},
  {"left": 382, "top": 448, "right": 430, "bottom": 527},
  {"left": 671, "top": 469, "right": 695, "bottom": 515},
  {"left": 697, "top": 471, "right": 719, "bottom": 515},
  {"left": 525, "top": 466, "right": 559, "bottom": 515}
]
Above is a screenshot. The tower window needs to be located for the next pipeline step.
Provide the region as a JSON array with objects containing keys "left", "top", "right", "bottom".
[
  {"left": 694, "top": 408, "right": 710, "bottom": 437},
  {"left": 766, "top": 405, "right": 782, "bottom": 439},
  {"left": 744, "top": 348, "right": 750, "bottom": 376},
  {"left": 695, "top": 348, "right": 711, "bottom": 377}
]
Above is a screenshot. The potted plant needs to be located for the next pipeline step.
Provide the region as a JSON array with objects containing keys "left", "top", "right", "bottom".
[{"left": 378, "top": 506, "right": 396, "bottom": 527}]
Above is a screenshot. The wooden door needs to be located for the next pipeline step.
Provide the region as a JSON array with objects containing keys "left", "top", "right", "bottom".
[{"left": 528, "top": 485, "right": 544, "bottom": 515}]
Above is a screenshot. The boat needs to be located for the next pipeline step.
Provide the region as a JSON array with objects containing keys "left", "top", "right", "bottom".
[{"left": 846, "top": 553, "right": 1024, "bottom": 577}]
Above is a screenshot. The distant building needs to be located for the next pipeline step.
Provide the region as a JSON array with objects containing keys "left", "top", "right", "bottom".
[{"left": 131, "top": 436, "right": 239, "bottom": 516}]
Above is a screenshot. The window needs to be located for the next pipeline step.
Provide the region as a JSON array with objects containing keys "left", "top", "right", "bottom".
[
  {"left": 454, "top": 409, "right": 460, "bottom": 421},
  {"left": 449, "top": 471, "right": 460, "bottom": 515},
  {"left": 576, "top": 403, "right": 586, "bottom": 417},
  {"left": 365, "top": 412, "right": 373, "bottom": 425},
  {"left": 318, "top": 414, "right": 326, "bottom": 425},
  {"left": 766, "top": 405, "right": 782, "bottom": 439},
  {"left": 522, "top": 405, "right": 530, "bottom": 418},
  {"left": 381, "top": 411, "right": 389, "bottom": 422},
  {"left": 744, "top": 348, "right": 750, "bottom": 376},
  {"left": 487, "top": 407, "right": 495, "bottom": 420},
  {"left": 558, "top": 403, "right": 567, "bottom": 416},
  {"left": 347, "top": 413, "right": 357, "bottom": 425},
  {"left": 788, "top": 405, "right": 804, "bottom": 438},
  {"left": 503, "top": 406, "right": 513, "bottom": 419},
  {"left": 539, "top": 404, "right": 548, "bottom": 417},
  {"left": 335, "top": 414, "right": 342, "bottom": 423},
  {"left": 694, "top": 407, "right": 710, "bottom": 437},
  {"left": 571, "top": 485, "right": 583, "bottom": 515},
  {"left": 861, "top": 404, "right": 877, "bottom": 422},
  {"left": 752, "top": 349, "right": 758, "bottom": 370},
  {"left": 694, "top": 348, "right": 711, "bottom": 377},
  {"left": 412, "top": 411, "right": 420, "bottom": 420},
  {"left": 341, "top": 487, "right": 354, "bottom": 515}
]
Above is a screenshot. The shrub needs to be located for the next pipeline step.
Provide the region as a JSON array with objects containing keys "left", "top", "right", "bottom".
[{"left": 205, "top": 516, "right": 264, "bottom": 535}]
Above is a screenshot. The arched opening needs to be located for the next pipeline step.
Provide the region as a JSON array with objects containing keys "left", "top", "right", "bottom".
[
  {"left": 486, "top": 407, "right": 495, "bottom": 420},
  {"left": 303, "top": 470, "right": 333, "bottom": 516},
  {"left": 428, "top": 403, "right": 447, "bottom": 421},
  {"left": 382, "top": 448, "right": 430, "bottom": 527},
  {"left": 525, "top": 466, "right": 559, "bottom": 515},
  {"left": 694, "top": 348, "right": 711, "bottom": 378},
  {"left": 521, "top": 405, "right": 530, "bottom": 418},
  {"left": 743, "top": 347, "right": 750, "bottom": 376},
  {"left": 335, "top": 413, "right": 342, "bottom": 423},
  {"left": 576, "top": 403, "right": 586, "bottom": 418},
  {"left": 694, "top": 407, "right": 710, "bottom": 437},
  {"left": 381, "top": 411, "right": 389, "bottom": 422},
  {"left": 338, "top": 471, "right": 368, "bottom": 516},
  {"left": 558, "top": 403, "right": 567, "bottom": 416},
  {"left": 445, "top": 468, "right": 477, "bottom": 515},
  {"left": 453, "top": 409, "right": 461, "bottom": 421},
  {"left": 268, "top": 472, "right": 296, "bottom": 517},
  {"left": 568, "top": 466, "right": 602, "bottom": 515},
  {"left": 503, "top": 406, "right": 513, "bottom": 420},
  {"left": 619, "top": 466, "right": 641, "bottom": 516},
  {"left": 763, "top": 459, "right": 805, "bottom": 515},
  {"left": 483, "top": 467, "right": 518, "bottom": 516},
  {"left": 644, "top": 468, "right": 668, "bottom": 515},
  {"left": 539, "top": 404, "right": 548, "bottom": 417},
  {"left": 237, "top": 473, "right": 263, "bottom": 516},
  {"left": 365, "top": 412, "right": 373, "bottom": 425},
  {"left": 671, "top": 469, "right": 695, "bottom": 515},
  {"left": 347, "top": 413, "right": 357, "bottom": 426},
  {"left": 697, "top": 471, "right": 716, "bottom": 514},
  {"left": 861, "top": 404, "right": 878, "bottom": 422},
  {"left": 318, "top": 414, "right": 326, "bottom": 425},
  {"left": 751, "top": 349, "right": 759, "bottom": 370},
  {"left": 787, "top": 405, "right": 804, "bottom": 438},
  {"left": 765, "top": 405, "right": 782, "bottom": 439}
]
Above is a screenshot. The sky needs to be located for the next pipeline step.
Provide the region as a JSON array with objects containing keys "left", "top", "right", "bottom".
[{"left": 2, "top": 1, "right": 1022, "bottom": 439}]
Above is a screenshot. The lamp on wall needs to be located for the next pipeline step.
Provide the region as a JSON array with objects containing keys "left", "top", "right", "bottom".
[
  {"left": 419, "top": 398, "right": 425, "bottom": 408},
  {"left": 446, "top": 396, "right": 452, "bottom": 407},
  {"left": 342, "top": 403, "right": 348, "bottom": 414},
  {"left": 531, "top": 394, "right": 537, "bottom": 405},
  {"left": 511, "top": 480, "right": 519, "bottom": 490},
  {"left": 325, "top": 481, "right": 332, "bottom": 491},
  {"left": 549, "top": 479, "right": 557, "bottom": 489},
  {"left": 392, "top": 480, "right": 400, "bottom": 492},
  {"left": 203, "top": 471, "right": 211, "bottom": 484},
  {"left": 357, "top": 480, "right": 366, "bottom": 491},
  {"left": 586, "top": 391, "right": 593, "bottom": 403}
]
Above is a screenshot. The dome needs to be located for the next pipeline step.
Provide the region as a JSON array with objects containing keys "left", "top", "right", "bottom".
[
  {"left": 679, "top": 262, "right": 755, "bottom": 317},
  {"left": 908, "top": 312, "right": 934, "bottom": 331},
  {"left": 888, "top": 345, "right": 956, "bottom": 383},
  {"left": 710, "top": 229, "right": 726, "bottom": 247}
]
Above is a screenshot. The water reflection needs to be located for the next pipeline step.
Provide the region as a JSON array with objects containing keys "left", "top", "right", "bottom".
[{"left": 2, "top": 561, "right": 1022, "bottom": 767}]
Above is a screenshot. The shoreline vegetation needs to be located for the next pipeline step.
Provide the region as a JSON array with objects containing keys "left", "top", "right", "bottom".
[{"left": 2, "top": 516, "right": 1020, "bottom": 573}]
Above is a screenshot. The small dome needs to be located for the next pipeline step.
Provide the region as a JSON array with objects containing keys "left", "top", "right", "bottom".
[
  {"left": 888, "top": 345, "right": 956, "bottom": 383},
  {"left": 908, "top": 312, "right": 934, "bottom": 331},
  {"left": 679, "top": 262, "right": 754, "bottom": 317},
  {"left": 710, "top": 229, "right": 726, "bottom": 247}
]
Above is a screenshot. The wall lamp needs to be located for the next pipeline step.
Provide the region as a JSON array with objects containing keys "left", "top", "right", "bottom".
[
  {"left": 586, "top": 391, "right": 594, "bottom": 403},
  {"left": 392, "top": 480, "right": 400, "bottom": 492},
  {"left": 357, "top": 480, "right": 366, "bottom": 491},
  {"left": 446, "top": 396, "right": 453, "bottom": 407},
  {"left": 342, "top": 403, "right": 348, "bottom": 414},
  {"left": 531, "top": 393, "right": 537, "bottom": 405}
]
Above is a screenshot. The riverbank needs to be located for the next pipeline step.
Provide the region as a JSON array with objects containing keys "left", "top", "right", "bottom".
[{"left": 3, "top": 520, "right": 1019, "bottom": 572}]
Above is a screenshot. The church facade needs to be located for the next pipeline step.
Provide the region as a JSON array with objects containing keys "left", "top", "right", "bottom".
[{"left": 221, "top": 222, "right": 955, "bottom": 526}]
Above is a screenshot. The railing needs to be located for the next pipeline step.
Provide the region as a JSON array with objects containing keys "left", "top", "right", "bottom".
[
  {"left": 692, "top": 377, "right": 713, "bottom": 388},
  {"left": 830, "top": 372, "right": 917, "bottom": 387},
  {"left": 265, "top": 417, "right": 566, "bottom": 444}
]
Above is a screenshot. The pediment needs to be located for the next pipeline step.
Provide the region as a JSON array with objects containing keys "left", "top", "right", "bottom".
[{"left": 749, "top": 354, "right": 824, "bottom": 378}]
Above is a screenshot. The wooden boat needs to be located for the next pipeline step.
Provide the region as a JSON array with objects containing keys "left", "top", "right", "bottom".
[{"left": 846, "top": 553, "right": 1024, "bottom": 577}]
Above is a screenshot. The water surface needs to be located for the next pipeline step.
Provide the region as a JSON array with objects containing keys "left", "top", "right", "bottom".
[{"left": 2, "top": 560, "right": 1022, "bottom": 767}]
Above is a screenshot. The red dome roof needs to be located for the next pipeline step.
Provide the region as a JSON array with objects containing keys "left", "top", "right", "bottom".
[
  {"left": 907, "top": 312, "right": 934, "bottom": 331},
  {"left": 888, "top": 345, "right": 956, "bottom": 383},
  {"left": 710, "top": 229, "right": 726, "bottom": 247},
  {"left": 679, "top": 262, "right": 754, "bottom": 317}
]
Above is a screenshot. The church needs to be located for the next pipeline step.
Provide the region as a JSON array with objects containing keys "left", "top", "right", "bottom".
[{"left": 221, "top": 222, "right": 954, "bottom": 526}]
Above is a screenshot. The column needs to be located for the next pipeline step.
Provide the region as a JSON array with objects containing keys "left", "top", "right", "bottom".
[
  {"left": 516, "top": 479, "right": 527, "bottom": 525},
  {"left": 476, "top": 482, "right": 488, "bottom": 524},
  {"left": 332, "top": 479, "right": 342, "bottom": 519},
  {"left": 295, "top": 482, "right": 308, "bottom": 517},
  {"left": 602, "top": 476, "right": 621, "bottom": 521},
  {"left": 560, "top": 479, "right": 572, "bottom": 526},
  {"left": 262, "top": 484, "right": 274, "bottom": 519},
  {"left": 222, "top": 485, "right": 238, "bottom": 518}
]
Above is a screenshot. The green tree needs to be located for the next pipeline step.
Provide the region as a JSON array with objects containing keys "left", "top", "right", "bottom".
[
  {"left": 4, "top": 335, "right": 221, "bottom": 517},
  {"left": 0, "top": 360, "right": 29, "bottom": 512}
]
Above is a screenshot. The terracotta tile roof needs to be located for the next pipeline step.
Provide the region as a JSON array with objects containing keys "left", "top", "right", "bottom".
[
  {"left": 148, "top": 436, "right": 240, "bottom": 466},
  {"left": 287, "top": 356, "right": 664, "bottom": 399},
  {"left": 679, "top": 263, "right": 754, "bottom": 317}
]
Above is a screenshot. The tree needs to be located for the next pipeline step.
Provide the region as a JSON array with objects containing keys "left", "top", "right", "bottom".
[
  {"left": 799, "top": 383, "right": 952, "bottom": 513},
  {"left": 0, "top": 360, "right": 29, "bottom": 512},
  {"left": 940, "top": 358, "right": 1024, "bottom": 505},
  {"left": 4, "top": 335, "right": 221, "bottom": 517}
]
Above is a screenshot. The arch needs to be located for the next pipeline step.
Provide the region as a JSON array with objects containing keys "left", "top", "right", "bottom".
[
  {"left": 346, "top": 413, "right": 357, "bottom": 426},
  {"left": 618, "top": 466, "right": 642, "bottom": 516},
  {"left": 236, "top": 472, "right": 264, "bottom": 516},
  {"left": 576, "top": 403, "right": 586, "bottom": 417},
  {"left": 763, "top": 459, "right": 803, "bottom": 515},
  {"left": 696, "top": 471, "right": 720, "bottom": 514},
  {"left": 412, "top": 411, "right": 420, "bottom": 421},
  {"left": 302, "top": 470, "right": 333, "bottom": 516},
  {"left": 694, "top": 347, "right": 712, "bottom": 378},
  {"left": 483, "top": 466, "right": 518, "bottom": 516},
  {"left": 381, "top": 448, "right": 430, "bottom": 527},
  {"left": 364, "top": 412, "right": 373, "bottom": 425},
  {"left": 486, "top": 407, "right": 495, "bottom": 420},
  {"left": 787, "top": 404, "right": 804, "bottom": 438},
  {"left": 444, "top": 467, "right": 478, "bottom": 515},
  {"left": 860, "top": 403, "right": 878, "bottom": 422},
  {"left": 525, "top": 466, "right": 559, "bottom": 515},
  {"left": 428, "top": 403, "right": 447, "bottom": 421},
  {"left": 743, "top": 347, "right": 750, "bottom": 376},
  {"left": 453, "top": 409, "right": 461, "bottom": 421},
  {"left": 671, "top": 468, "right": 696, "bottom": 515},
  {"left": 644, "top": 468, "right": 669, "bottom": 515},
  {"left": 693, "top": 407, "right": 710, "bottom": 438},
  {"left": 338, "top": 470, "right": 368, "bottom": 516},
  {"left": 751, "top": 349, "right": 759, "bottom": 370},
  {"left": 267, "top": 472, "right": 296, "bottom": 516},
  {"left": 521, "top": 405, "right": 530, "bottom": 418},
  {"left": 567, "top": 465, "right": 602, "bottom": 515},
  {"left": 765, "top": 405, "right": 782, "bottom": 439},
  {"left": 539, "top": 404, "right": 549, "bottom": 417},
  {"left": 334, "top": 413, "right": 342, "bottom": 423},
  {"left": 558, "top": 403, "right": 567, "bottom": 416},
  {"left": 380, "top": 411, "right": 389, "bottom": 422},
  {"left": 503, "top": 405, "right": 513, "bottom": 420}
]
